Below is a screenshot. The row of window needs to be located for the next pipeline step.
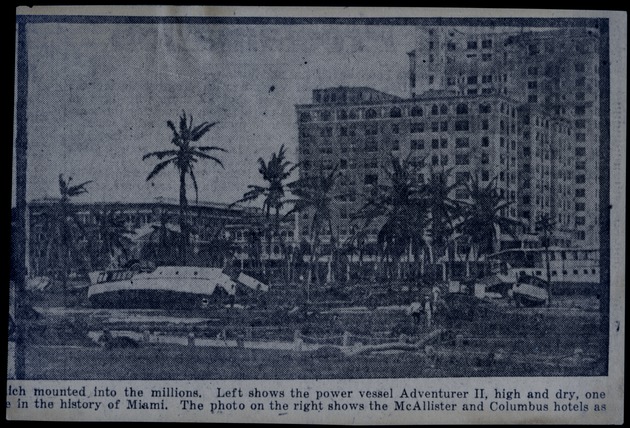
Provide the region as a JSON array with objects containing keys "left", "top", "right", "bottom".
[{"left": 298, "top": 102, "right": 501, "bottom": 123}]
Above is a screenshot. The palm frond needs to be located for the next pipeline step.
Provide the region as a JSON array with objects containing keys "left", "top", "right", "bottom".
[
  {"left": 196, "top": 145, "right": 227, "bottom": 153},
  {"left": 191, "top": 151, "right": 225, "bottom": 168},
  {"left": 190, "top": 122, "right": 218, "bottom": 141},
  {"left": 142, "top": 150, "right": 179, "bottom": 161},
  {"left": 146, "top": 157, "right": 176, "bottom": 181}
]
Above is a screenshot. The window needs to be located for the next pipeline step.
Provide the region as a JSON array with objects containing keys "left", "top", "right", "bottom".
[
  {"left": 576, "top": 147, "right": 586, "bottom": 156},
  {"left": 300, "top": 112, "right": 312, "bottom": 122},
  {"left": 411, "top": 139, "right": 424, "bottom": 150},
  {"left": 481, "top": 75, "right": 492, "bottom": 84},
  {"left": 455, "top": 154, "right": 470, "bottom": 165},
  {"left": 440, "top": 138, "right": 448, "bottom": 148},
  {"left": 431, "top": 104, "right": 439, "bottom": 115},
  {"left": 410, "top": 122, "right": 425, "bottom": 133},
  {"left": 364, "top": 174, "right": 378, "bottom": 185},
  {"left": 432, "top": 139, "right": 439, "bottom": 149},
  {"left": 481, "top": 170, "right": 490, "bottom": 181},
  {"left": 432, "top": 155, "right": 439, "bottom": 166},
  {"left": 576, "top": 188, "right": 585, "bottom": 197},
  {"left": 481, "top": 88, "right": 492, "bottom": 94},
  {"left": 481, "top": 119, "right": 489, "bottom": 130},
  {"left": 455, "top": 120, "right": 470, "bottom": 131},
  {"left": 529, "top": 43, "right": 539, "bottom": 55},
  {"left": 527, "top": 66, "right": 538, "bottom": 76},
  {"left": 467, "top": 75, "right": 478, "bottom": 85},
  {"left": 479, "top": 103, "right": 491, "bottom": 113},
  {"left": 467, "top": 40, "right": 478, "bottom": 49},
  {"left": 576, "top": 175, "right": 586, "bottom": 184},
  {"left": 364, "top": 140, "right": 378, "bottom": 152},
  {"left": 411, "top": 105, "right": 423, "bottom": 117},
  {"left": 528, "top": 95, "right": 538, "bottom": 103},
  {"left": 455, "top": 171, "right": 470, "bottom": 183},
  {"left": 431, "top": 122, "right": 439, "bottom": 132},
  {"left": 320, "top": 110, "right": 331, "bottom": 121},
  {"left": 447, "top": 76, "right": 456, "bottom": 85},
  {"left": 481, "top": 152, "right": 489, "bottom": 164},
  {"left": 455, "top": 137, "right": 469, "bottom": 148},
  {"left": 456, "top": 103, "right": 468, "bottom": 114},
  {"left": 365, "top": 108, "right": 377, "bottom": 119},
  {"left": 575, "top": 62, "right": 586, "bottom": 72},
  {"left": 482, "top": 39, "right": 492, "bottom": 49},
  {"left": 440, "top": 104, "right": 448, "bottom": 114},
  {"left": 576, "top": 160, "right": 586, "bottom": 170},
  {"left": 575, "top": 119, "right": 586, "bottom": 129},
  {"left": 391, "top": 124, "right": 400, "bottom": 134},
  {"left": 441, "top": 155, "right": 448, "bottom": 166},
  {"left": 482, "top": 53, "right": 492, "bottom": 61},
  {"left": 482, "top": 136, "right": 489, "bottom": 147},
  {"left": 575, "top": 105, "right": 586, "bottom": 115},
  {"left": 467, "top": 88, "right": 478, "bottom": 95},
  {"left": 339, "top": 127, "right": 347, "bottom": 136},
  {"left": 576, "top": 92, "right": 585, "bottom": 101},
  {"left": 364, "top": 158, "right": 378, "bottom": 169},
  {"left": 428, "top": 75, "right": 434, "bottom": 84},
  {"left": 576, "top": 133, "right": 586, "bottom": 142},
  {"left": 528, "top": 81, "right": 537, "bottom": 89},
  {"left": 340, "top": 159, "right": 347, "bottom": 169},
  {"left": 365, "top": 124, "right": 378, "bottom": 136},
  {"left": 575, "top": 77, "right": 586, "bottom": 87},
  {"left": 390, "top": 107, "right": 402, "bottom": 118},
  {"left": 575, "top": 202, "right": 585, "bottom": 211},
  {"left": 337, "top": 109, "right": 347, "bottom": 120},
  {"left": 447, "top": 42, "right": 456, "bottom": 51},
  {"left": 392, "top": 140, "right": 400, "bottom": 151},
  {"left": 576, "top": 216, "right": 585, "bottom": 226},
  {"left": 440, "top": 121, "right": 448, "bottom": 131}
]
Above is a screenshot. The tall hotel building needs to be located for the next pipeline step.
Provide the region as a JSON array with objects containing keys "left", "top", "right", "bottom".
[
  {"left": 296, "top": 87, "right": 523, "bottom": 251},
  {"left": 295, "top": 26, "right": 601, "bottom": 255},
  {"left": 408, "top": 26, "right": 601, "bottom": 248}
]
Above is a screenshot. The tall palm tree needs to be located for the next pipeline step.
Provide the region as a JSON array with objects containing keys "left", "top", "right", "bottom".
[
  {"left": 143, "top": 111, "right": 225, "bottom": 265},
  {"left": 357, "top": 156, "right": 429, "bottom": 286},
  {"left": 535, "top": 213, "right": 555, "bottom": 306},
  {"left": 286, "top": 167, "right": 340, "bottom": 299},
  {"left": 423, "top": 169, "right": 462, "bottom": 281},
  {"left": 458, "top": 175, "right": 522, "bottom": 265},
  {"left": 41, "top": 174, "right": 92, "bottom": 306},
  {"left": 235, "top": 145, "right": 298, "bottom": 282},
  {"left": 91, "top": 208, "right": 134, "bottom": 269}
]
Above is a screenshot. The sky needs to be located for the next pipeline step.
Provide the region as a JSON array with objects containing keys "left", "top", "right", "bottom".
[{"left": 21, "top": 22, "right": 419, "bottom": 206}]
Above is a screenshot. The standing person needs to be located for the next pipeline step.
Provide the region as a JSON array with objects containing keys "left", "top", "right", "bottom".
[
  {"left": 424, "top": 296, "right": 433, "bottom": 328},
  {"left": 407, "top": 300, "right": 422, "bottom": 325}
]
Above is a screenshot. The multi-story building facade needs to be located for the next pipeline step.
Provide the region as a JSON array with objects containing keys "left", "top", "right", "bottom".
[
  {"left": 296, "top": 87, "right": 523, "bottom": 252},
  {"left": 409, "top": 26, "right": 601, "bottom": 248}
]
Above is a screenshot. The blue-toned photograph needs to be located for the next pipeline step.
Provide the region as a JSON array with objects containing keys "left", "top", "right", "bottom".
[{"left": 10, "top": 14, "right": 610, "bottom": 380}]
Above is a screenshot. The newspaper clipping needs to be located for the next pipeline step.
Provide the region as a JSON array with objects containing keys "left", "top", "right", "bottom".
[{"left": 8, "top": 6, "right": 625, "bottom": 424}]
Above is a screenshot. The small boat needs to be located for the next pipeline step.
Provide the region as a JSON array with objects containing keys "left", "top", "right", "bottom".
[
  {"left": 88, "top": 266, "right": 239, "bottom": 309},
  {"left": 510, "top": 275, "right": 549, "bottom": 307}
]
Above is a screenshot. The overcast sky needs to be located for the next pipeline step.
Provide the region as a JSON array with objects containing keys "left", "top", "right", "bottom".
[{"left": 22, "top": 22, "right": 419, "bottom": 206}]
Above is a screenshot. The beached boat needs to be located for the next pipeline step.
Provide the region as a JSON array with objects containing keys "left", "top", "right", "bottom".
[
  {"left": 88, "top": 266, "right": 267, "bottom": 309},
  {"left": 510, "top": 275, "right": 549, "bottom": 307}
]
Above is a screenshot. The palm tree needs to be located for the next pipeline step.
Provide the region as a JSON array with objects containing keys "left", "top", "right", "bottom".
[
  {"left": 357, "top": 156, "right": 429, "bottom": 286},
  {"left": 235, "top": 145, "right": 298, "bottom": 282},
  {"left": 535, "top": 213, "right": 555, "bottom": 306},
  {"left": 91, "top": 208, "right": 134, "bottom": 269},
  {"left": 458, "top": 175, "right": 522, "bottom": 267},
  {"left": 423, "top": 169, "right": 462, "bottom": 281},
  {"left": 143, "top": 111, "right": 225, "bottom": 265},
  {"left": 41, "top": 174, "right": 92, "bottom": 306},
  {"left": 286, "top": 167, "right": 340, "bottom": 299}
]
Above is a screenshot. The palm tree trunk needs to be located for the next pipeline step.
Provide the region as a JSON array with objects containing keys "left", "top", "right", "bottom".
[
  {"left": 179, "top": 168, "right": 188, "bottom": 266},
  {"left": 545, "top": 241, "right": 552, "bottom": 306}
]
